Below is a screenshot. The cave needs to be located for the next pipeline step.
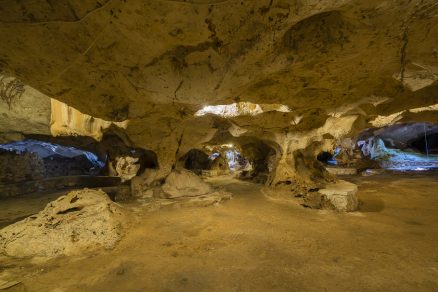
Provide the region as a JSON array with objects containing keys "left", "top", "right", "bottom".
[
  {"left": 0, "top": 1, "right": 437, "bottom": 290},
  {"left": 409, "top": 131, "right": 438, "bottom": 154},
  {"left": 317, "top": 150, "right": 338, "bottom": 165},
  {"left": 357, "top": 123, "right": 438, "bottom": 171},
  {"left": 181, "top": 148, "right": 211, "bottom": 174},
  {"left": 180, "top": 145, "right": 249, "bottom": 177}
]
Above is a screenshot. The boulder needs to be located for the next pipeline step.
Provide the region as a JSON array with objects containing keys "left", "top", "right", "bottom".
[
  {"left": 162, "top": 169, "right": 212, "bottom": 198},
  {"left": 115, "top": 156, "right": 140, "bottom": 182},
  {"left": 0, "top": 189, "right": 125, "bottom": 258}
]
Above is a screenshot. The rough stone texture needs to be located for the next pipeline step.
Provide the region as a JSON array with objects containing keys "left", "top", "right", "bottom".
[
  {"left": 318, "top": 180, "right": 359, "bottom": 212},
  {"left": 263, "top": 178, "right": 358, "bottom": 212},
  {"left": 0, "top": 150, "right": 45, "bottom": 183},
  {"left": 0, "top": 189, "right": 126, "bottom": 258},
  {"left": 51, "top": 98, "right": 128, "bottom": 141},
  {"left": 0, "top": 0, "right": 437, "bottom": 201},
  {"left": 114, "top": 156, "right": 140, "bottom": 182},
  {"left": 0, "top": 82, "right": 50, "bottom": 139},
  {"left": 162, "top": 169, "right": 212, "bottom": 198},
  {"left": 1, "top": 0, "right": 437, "bottom": 121}
]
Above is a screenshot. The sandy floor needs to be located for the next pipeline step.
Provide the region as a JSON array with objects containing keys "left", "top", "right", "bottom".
[{"left": 1, "top": 172, "right": 438, "bottom": 291}]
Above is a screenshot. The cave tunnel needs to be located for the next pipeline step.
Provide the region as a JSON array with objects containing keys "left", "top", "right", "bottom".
[
  {"left": 237, "top": 140, "right": 278, "bottom": 184},
  {"left": 181, "top": 144, "right": 249, "bottom": 177},
  {"left": 316, "top": 149, "right": 339, "bottom": 166}
]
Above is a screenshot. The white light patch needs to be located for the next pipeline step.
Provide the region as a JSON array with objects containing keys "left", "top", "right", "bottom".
[
  {"left": 370, "top": 111, "right": 404, "bottom": 128},
  {"left": 409, "top": 103, "right": 438, "bottom": 113},
  {"left": 195, "top": 102, "right": 290, "bottom": 118}
]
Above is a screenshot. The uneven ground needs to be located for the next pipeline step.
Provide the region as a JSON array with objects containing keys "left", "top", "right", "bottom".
[{"left": 1, "top": 172, "right": 438, "bottom": 291}]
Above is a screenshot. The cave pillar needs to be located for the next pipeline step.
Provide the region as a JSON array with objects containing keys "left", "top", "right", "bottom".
[{"left": 266, "top": 134, "right": 332, "bottom": 192}]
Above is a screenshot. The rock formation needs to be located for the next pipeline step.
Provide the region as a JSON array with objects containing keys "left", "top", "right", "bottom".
[
  {"left": 0, "top": 189, "right": 126, "bottom": 258},
  {"left": 0, "top": 0, "right": 437, "bottom": 210},
  {"left": 162, "top": 169, "right": 213, "bottom": 198}
]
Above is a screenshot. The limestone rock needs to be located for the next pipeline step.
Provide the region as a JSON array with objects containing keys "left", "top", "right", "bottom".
[
  {"left": 50, "top": 99, "right": 128, "bottom": 141},
  {"left": 318, "top": 180, "right": 359, "bottom": 212},
  {"left": 115, "top": 156, "right": 140, "bottom": 182},
  {"left": 162, "top": 169, "right": 212, "bottom": 198},
  {"left": 0, "top": 80, "right": 50, "bottom": 137},
  {"left": 0, "top": 189, "right": 126, "bottom": 258}
]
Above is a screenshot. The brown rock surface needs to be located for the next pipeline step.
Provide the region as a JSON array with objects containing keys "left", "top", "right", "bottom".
[
  {"left": 0, "top": 189, "right": 126, "bottom": 258},
  {"left": 0, "top": 0, "right": 437, "bottom": 201}
]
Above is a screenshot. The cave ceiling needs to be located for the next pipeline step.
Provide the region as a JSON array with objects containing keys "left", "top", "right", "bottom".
[{"left": 0, "top": 0, "right": 437, "bottom": 160}]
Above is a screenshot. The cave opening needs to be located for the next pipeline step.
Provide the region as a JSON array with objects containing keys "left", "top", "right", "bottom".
[
  {"left": 181, "top": 149, "right": 211, "bottom": 175},
  {"left": 238, "top": 141, "right": 277, "bottom": 184},
  {"left": 316, "top": 149, "right": 339, "bottom": 166},
  {"left": 181, "top": 145, "right": 249, "bottom": 177}
]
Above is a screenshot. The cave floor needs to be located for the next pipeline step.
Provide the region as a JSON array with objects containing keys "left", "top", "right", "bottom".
[{"left": 1, "top": 172, "right": 438, "bottom": 291}]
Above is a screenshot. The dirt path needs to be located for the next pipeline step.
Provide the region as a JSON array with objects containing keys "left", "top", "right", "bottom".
[{"left": 1, "top": 173, "right": 438, "bottom": 291}]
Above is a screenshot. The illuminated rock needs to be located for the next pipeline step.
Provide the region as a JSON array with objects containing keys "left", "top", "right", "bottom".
[
  {"left": 50, "top": 99, "right": 128, "bottom": 141},
  {"left": 0, "top": 189, "right": 126, "bottom": 258}
]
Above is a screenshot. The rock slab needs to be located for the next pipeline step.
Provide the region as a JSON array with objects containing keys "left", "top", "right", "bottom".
[{"left": 319, "top": 180, "right": 359, "bottom": 212}]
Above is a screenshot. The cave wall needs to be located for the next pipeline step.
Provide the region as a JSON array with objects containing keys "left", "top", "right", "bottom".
[
  {"left": 0, "top": 150, "right": 45, "bottom": 183},
  {"left": 0, "top": 0, "right": 437, "bottom": 195}
]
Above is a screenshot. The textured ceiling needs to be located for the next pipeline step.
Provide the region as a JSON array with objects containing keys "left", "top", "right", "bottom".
[{"left": 0, "top": 0, "right": 436, "bottom": 122}]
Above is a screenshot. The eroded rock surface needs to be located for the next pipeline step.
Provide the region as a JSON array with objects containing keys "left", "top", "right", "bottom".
[
  {"left": 0, "top": 0, "right": 437, "bottom": 211},
  {"left": 0, "top": 189, "right": 126, "bottom": 258},
  {"left": 162, "top": 169, "right": 212, "bottom": 198},
  {"left": 114, "top": 156, "right": 140, "bottom": 182}
]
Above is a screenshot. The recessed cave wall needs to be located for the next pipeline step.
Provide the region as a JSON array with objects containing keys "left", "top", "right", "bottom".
[
  {"left": 0, "top": 149, "right": 45, "bottom": 184},
  {"left": 357, "top": 123, "right": 438, "bottom": 171},
  {"left": 317, "top": 151, "right": 336, "bottom": 165},
  {"left": 239, "top": 141, "right": 277, "bottom": 184},
  {"left": 179, "top": 148, "right": 233, "bottom": 176},
  {"left": 0, "top": 139, "right": 105, "bottom": 183},
  {"left": 181, "top": 149, "right": 211, "bottom": 175},
  {"left": 409, "top": 132, "right": 438, "bottom": 154},
  {"left": 0, "top": 133, "right": 160, "bottom": 187}
]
